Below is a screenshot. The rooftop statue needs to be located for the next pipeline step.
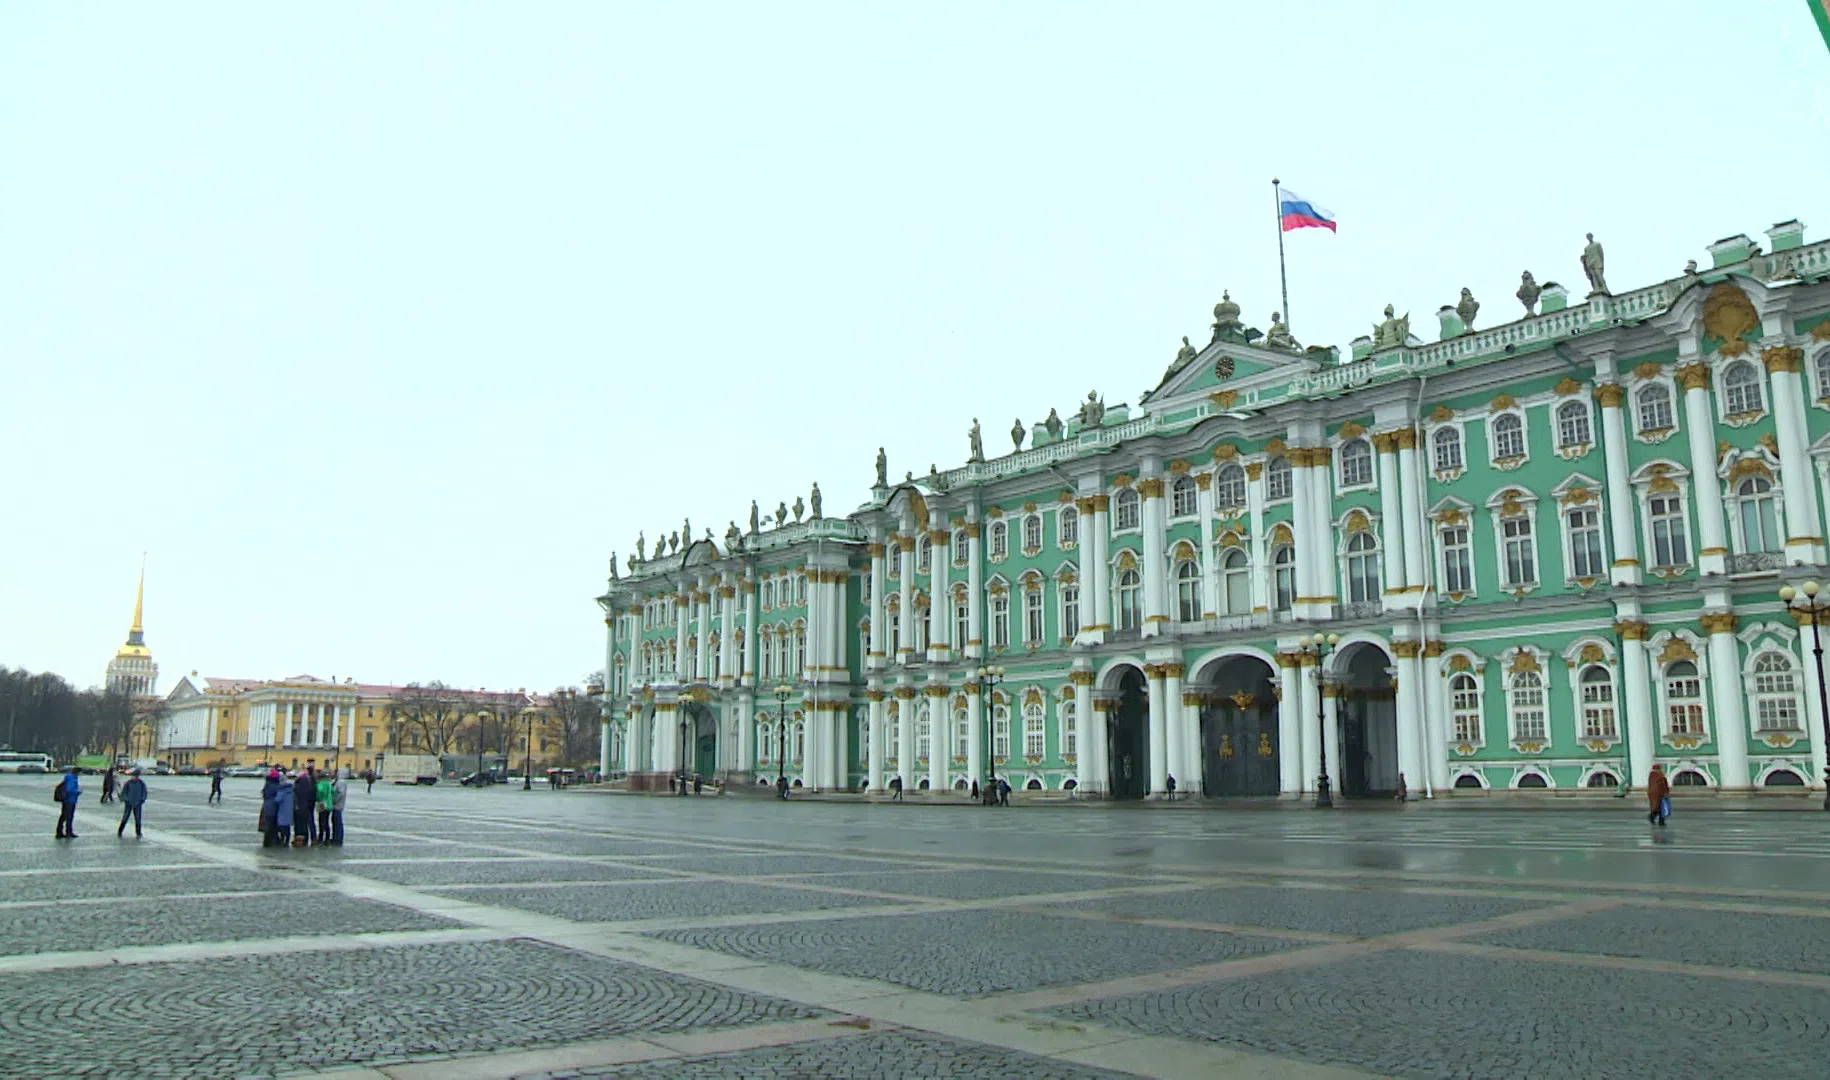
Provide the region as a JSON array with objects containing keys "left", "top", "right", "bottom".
[
  {"left": 775, "top": 502, "right": 788, "bottom": 526},
  {"left": 749, "top": 500, "right": 760, "bottom": 534},
  {"left": 1456, "top": 288, "right": 1479, "bottom": 332},
  {"left": 1044, "top": 407, "right": 1063, "bottom": 440},
  {"left": 626, "top": 552, "right": 637, "bottom": 572},
  {"left": 874, "top": 447, "right": 887, "bottom": 488},
  {"left": 1166, "top": 335, "right": 1198, "bottom": 380},
  {"left": 704, "top": 528, "right": 713, "bottom": 544},
  {"left": 810, "top": 483, "right": 822, "bottom": 518},
  {"left": 635, "top": 532, "right": 646, "bottom": 560},
  {"left": 668, "top": 531, "right": 679, "bottom": 553},
  {"left": 792, "top": 495, "right": 804, "bottom": 522},
  {"left": 1582, "top": 233, "right": 1609, "bottom": 295},
  {"left": 1684, "top": 259, "right": 1700, "bottom": 277},
  {"left": 1078, "top": 391, "right": 1105, "bottom": 428},
  {"left": 1011, "top": 417, "right": 1026, "bottom": 450},
  {"left": 725, "top": 522, "right": 742, "bottom": 548},
  {"left": 968, "top": 418, "right": 985, "bottom": 463},
  {"left": 1264, "top": 311, "right": 1299, "bottom": 353},
  {"left": 609, "top": 552, "right": 619, "bottom": 580},
  {"left": 1516, "top": 271, "right": 1541, "bottom": 315},
  {"left": 1372, "top": 305, "right": 1411, "bottom": 351},
  {"left": 681, "top": 518, "right": 692, "bottom": 548}
]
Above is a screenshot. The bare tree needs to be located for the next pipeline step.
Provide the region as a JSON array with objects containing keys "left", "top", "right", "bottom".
[
  {"left": 547, "top": 686, "right": 600, "bottom": 768},
  {"left": 386, "top": 682, "right": 466, "bottom": 756}
]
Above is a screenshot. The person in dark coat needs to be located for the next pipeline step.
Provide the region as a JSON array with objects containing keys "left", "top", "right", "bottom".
[
  {"left": 208, "top": 767, "right": 224, "bottom": 804},
  {"left": 54, "top": 767, "right": 81, "bottom": 838},
  {"left": 364, "top": 769, "right": 375, "bottom": 794},
  {"left": 890, "top": 775, "right": 903, "bottom": 802},
  {"left": 1647, "top": 764, "right": 1671, "bottom": 827},
  {"left": 117, "top": 770, "right": 148, "bottom": 838},
  {"left": 292, "top": 768, "right": 316, "bottom": 846},
  {"left": 271, "top": 772, "right": 295, "bottom": 847},
  {"left": 260, "top": 769, "right": 280, "bottom": 845},
  {"left": 997, "top": 777, "right": 1011, "bottom": 807},
  {"left": 100, "top": 767, "right": 116, "bottom": 804}
]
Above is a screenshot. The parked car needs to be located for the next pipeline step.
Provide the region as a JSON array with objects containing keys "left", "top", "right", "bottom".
[
  {"left": 227, "top": 765, "right": 267, "bottom": 778},
  {"left": 17, "top": 763, "right": 46, "bottom": 774},
  {"left": 177, "top": 765, "right": 207, "bottom": 776},
  {"left": 458, "top": 771, "right": 504, "bottom": 787}
]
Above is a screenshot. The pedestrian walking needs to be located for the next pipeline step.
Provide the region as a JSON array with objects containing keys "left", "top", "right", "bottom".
[
  {"left": 292, "top": 767, "right": 316, "bottom": 847},
  {"left": 100, "top": 767, "right": 116, "bottom": 804},
  {"left": 777, "top": 774, "right": 789, "bottom": 800},
  {"left": 117, "top": 770, "right": 148, "bottom": 838},
  {"left": 364, "top": 769, "right": 375, "bottom": 794},
  {"left": 208, "top": 767, "right": 224, "bottom": 804},
  {"left": 1394, "top": 773, "right": 1409, "bottom": 802},
  {"left": 329, "top": 769, "right": 348, "bottom": 845},
  {"left": 53, "top": 766, "right": 81, "bottom": 838},
  {"left": 314, "top": 771, "right": 334, "bottom": 845},
  {"left": 1165, "top": 774, "right": 1177, "bottom": 801},
  {"left": 997, "top": 777, "right": 1011, "bottom": 807},
  {"left": 271, "top": 770, "right": 295, "bottom": 848},
  {"left": 1647, "top": 763, "right": 1671, "bottom": 827},
  {"left": 890, "top": 775, "right": 903, "bottom": 802},
  {"left": 260, "top": 769, "right": 280, "bottom": 846}
]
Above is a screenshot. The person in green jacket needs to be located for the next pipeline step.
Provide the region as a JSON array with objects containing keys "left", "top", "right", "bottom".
[{"left": 315, "top": 773, "right": 334, "bottom": 845}]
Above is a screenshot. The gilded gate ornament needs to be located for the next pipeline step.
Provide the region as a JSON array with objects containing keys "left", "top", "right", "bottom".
[
  {"left": 1701, "top": 282, "right": 1759, "bottom": 356},
  {"left": 1257, "top": 732, "right": 1273, "bottom": 758},
  {"left": 1219, "top": 734, "right": 1234, "bottom": 759}
]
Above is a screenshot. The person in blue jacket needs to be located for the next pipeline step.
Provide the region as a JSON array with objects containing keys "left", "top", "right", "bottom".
[
  {"left": 117, "top": 770, "right": 148, "bottom": 839},
  {"left": 270, "top": 771, "right": 295, "bottom": 848},
  {"left": 54, "top": 767, "right": 80, "bottom": 838}
]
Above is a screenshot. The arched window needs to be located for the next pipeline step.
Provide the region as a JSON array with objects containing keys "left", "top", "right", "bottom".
[
  {"left": 1060, "top": 582, "right": 1079, "bottom": 639},
  {"left": 1722, "top": 361, "right": 1764, "bottom": 415},
  {"left": 1517, "top": 772, "right": 1548, "bottom": 788},
  {"left": 989, "top": 520, "right": 1008, "bottom": 559},
  {"left": 1673, "top": 769, "right": 1709, "bottom": 787},
  {"left": 1664, "top": 660, "right": 1704, "bottom": 735},
  {"left": 1345, "top": 531, "right": 1381, "bottom": 603},
  {"left": 1508, "top": 670, "right": 1547, "bottom": 741},
  {"left": 1433, "top": 427, "right": 1464, "bottom": 472},
  {"left": 1175, "top": 559, "right": 1202, "bottom": 621},
  {"left": 1171, "top": 475, "right": 1198, "bottom": 517},
  {"left": 1450, "top": 672, "right": 1481, "bottom": 742},
  {"left": 1114, "top": 489, "right": 1141, "bottom": 530},
  {"left": 1272, "top": 545, "right": 1296, "bottom": 612},
  {"left": 759, "top": 718, "right": 775, "bottom": 765},
  {"left": 916, "top": 535, "right": 932, "bottom": 574},
  {"left": 708, "top": 642, "right": 720, "bottom": 682},
  {"left": 1751, "top": 652, "right": 1801, "bottom": 732},
  {"left": 794, "top": 574, "right": 806, "bottom": 604},
  {"left": 1022, "top": 514, "right": 1043, "bottom": 552},
  {"left": 1736, "top": 476, "right": 1780, "bottom": 554},
  {"left": 1060, "top": 700, "right": 1078, "bottom": 758},
  {"left": 1555, "top": 401, "right": 1591, "bottom": 449},
  {"left": 990, "top": 590, "right": 1010, "bottom": 648},
  {"left": 792, "top": 720, "right": 805, "bottom": 764},
  {"left": 1339, "top": 439, "right": 1373, "bottom": 486},
  {"left": 1023, "top": 701, "right": 1045, "bottom": 757},
  {"left": 794, "top": 626, "right": 807, "bottom": 674},
  {"left": 1586, "top": 770, "right": 1619, "bottom": 788},
  {"left": 1215, "top": 464, "right": 1246, "bottom": 509},
  {"left": 886, "top": 704, "right": 899, "bottom": 764},
  {"left": 1492, "top": 414, "right": 1526, "bottom": 460},
  {"left": 1579, "top": 665, "right": 1616, "bottom": 740},
  {"left": 1265, "top": 456, "right": 1292, "bottom": 500},
  {"left": 953, "top": 707, "right": 968, "bottom": 761},
  {"left": 1058, "top": 507, "right": 1078, "bottom": 547},
  {"left": 951, "top": 527, "right": 969, "bottom": 564},
  {"left": 1636, "top": 383, "right": 1674, "bottom": 432},
  {"left": 915, "top": 701, "right": 931, "bottom": 760},
  {"left": 1817, "top": 349, "right": 1830, "bottom": 402},
  {"left": 1024, "top": 584, "right": 1044, "bottom": 643},
  {"left": 1221, "top": 547, "right": 1251, "bottom": 614},
  {"left": 886, "top": 607, "right": 901, "bottom": 656},
  {"left": 1117, "top": 568, "right": 1142, "bottom": 630},
  {"left": 1764, "top": 769, "right": 1805, "bottom": 787},
  {"left": 991, "top": 703, "right": 1010, "bottom": 760}
]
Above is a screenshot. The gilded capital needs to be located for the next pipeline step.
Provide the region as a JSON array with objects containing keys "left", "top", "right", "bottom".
[
  {"left": 867, "top": 543, "right": 886, "bottom": 558},
  {"left": 1068, "top": 670, "right": 1095, "bottom": 686},
  {"left": 1423, "top": 640, "right": 1445, "bottom": 658},
  {"left": 1392, "top": 640, "right": 1422, "bottom": 659},
  {"left": 1613, "top": 619, "right": 1650, "bottom": 641},
  {"left": 1160, "top": 663, "right": 1185, "bottom": 679},
  {"left": 1675, "top": 363, "right": 1711, "bottom": 393},
  {"left": 1137, "top": 478, "right": 1165, "bottom": 499},
  {"left": 1698, "top": 612, "right": 1738, "bottom": 635},
  {"left": 1593, "top": 383, "right": 1626, "bottom": 408},
  {"left": 1393, "top": 427, "right": 1418, "bottom": 451},
  {"left": 1310, "top": 446, "right": 1333, "bottom": 465},
  {"left": 1245, "top": 461, "right": 1264, "bottom": 480},
  {"left": 1762, "top": 345, "right": 1803, "bottom": 374}
]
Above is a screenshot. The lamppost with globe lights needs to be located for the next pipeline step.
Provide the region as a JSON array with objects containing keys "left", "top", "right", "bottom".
[
  {"left": 772, "top": 683, "right": 794, "bottom": 794},
  {"left": 1303, "top": 632, "right": 1341, "bottom": 808},
  {"left": 1777, "top": 582, "right": 1830, "bottom": 810},
  {"left": 522, "top": 707, "right": 536, "bottom": 790},
  {"left": 974, "top": 664, "right": 1005, "bottom": 802}
]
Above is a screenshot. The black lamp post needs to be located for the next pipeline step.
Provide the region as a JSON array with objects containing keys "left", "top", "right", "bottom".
[
  {"left": 678, "top": 708, "right": 689, "bottom": 795},
  {"left": 1778, "top": 582, "right": 1830, "bottom": 811},
  {"left": 974, "top": 664, "right": 1005, "bottom": 802},
  {"left": 522, "top": 708, "right": 534, "bottom": 791},
  {"left": 773, "top": 683, "right": 793, "bottom": 792},
  {"left": 1306, "top": 631, "right": 1340, "bottom": 808}
]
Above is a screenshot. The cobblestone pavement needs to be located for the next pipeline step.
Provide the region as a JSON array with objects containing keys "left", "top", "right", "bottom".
[{"left": 2, "top": 776, "right": 1829, "bottom": 1078}]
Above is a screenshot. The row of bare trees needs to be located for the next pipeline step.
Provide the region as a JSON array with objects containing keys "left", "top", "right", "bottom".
[
  {"left": 383, "top": 678, "right": 603, "bottom": 767},
  {"left": 0, "top": 667, "right": 161, "bottom": 763}
]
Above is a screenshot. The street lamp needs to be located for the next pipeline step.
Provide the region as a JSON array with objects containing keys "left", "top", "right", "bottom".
[
  {"left": 974, "top": 664, "right": 1006, "bottom": 803},
  {"left": 1305, "top": 632, "right": 1341, "bottom": 808},
  {"left": 523, "top": 708, "right": 535, "bottom": 790},
  {"left": 773, "top": 683, "right": 793, "bottom": 793},
  {"left": 1778, "top": 582, "right": 1830, "bottom": 811},
  {"left": 678, "top": 708, "right": 689, "bottom": 796}
]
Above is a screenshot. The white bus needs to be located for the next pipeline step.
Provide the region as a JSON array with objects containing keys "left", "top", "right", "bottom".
[{"left": 0, "top": 752, "right": 54, "bottom": 773}]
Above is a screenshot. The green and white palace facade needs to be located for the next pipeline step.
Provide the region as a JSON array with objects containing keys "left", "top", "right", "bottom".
[{"left": 596, "top": 220, "right": 1830, "bottom": 799}]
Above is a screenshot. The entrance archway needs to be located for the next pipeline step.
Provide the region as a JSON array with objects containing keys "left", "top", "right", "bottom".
[
  {"left": 1336, "top": 643, "right": 1399, "bottom": 797},
  {"left": 1194, "top": 655, "right": 1280, "bottom": 797},
  {"left": 682, "top": 703, "right": 717, "bottom": 779},
  {"left": 1106, "top": 666, "right": 1148, "bottom": 799}
]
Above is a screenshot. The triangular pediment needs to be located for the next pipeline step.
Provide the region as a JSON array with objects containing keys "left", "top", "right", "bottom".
[{"left": 1144, "top": 336, "right": 1316, "bottom": 407}]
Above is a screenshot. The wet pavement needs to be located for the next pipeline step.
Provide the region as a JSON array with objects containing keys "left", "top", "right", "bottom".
[{"left": 1, "top": 776, "right": 1826, "bottom": 1078}]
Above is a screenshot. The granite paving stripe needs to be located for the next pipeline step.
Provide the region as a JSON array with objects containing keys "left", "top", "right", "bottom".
[
  {"left": 0, "top": 889, "right": 458, "bottom": 956},
  {"left": 342, "top": 859, "right": 673, "bottom": 887},
  {"left": 1042, "top": 882, "right": 1550, "bottom": 938},
  {"left": 771, "top": 869, "right": 1139, "bottom": 902},
  {"left": 0, "top": 866, "right": 285, "bottom": 904},
  {"left": 557, "top": 1027, "right": 1135, "bottom": 1079},
  {"left": 426, "top": 882, "right": 890, "bottom": 923},
  {"left": 618, "top": 853, "right": 934, "bottom": 877},
  {"left": 1469, "top": 904, "right": 1830, "bottom": 975}
]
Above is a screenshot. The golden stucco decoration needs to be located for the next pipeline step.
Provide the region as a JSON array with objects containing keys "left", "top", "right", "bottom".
[{"left": 1700, "top": 281, "right": 1759, "bottom": 356}]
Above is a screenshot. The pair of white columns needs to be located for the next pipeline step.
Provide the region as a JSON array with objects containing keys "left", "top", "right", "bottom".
[{"left": 280, "top": 702, "right": 353, "bottom": 750}]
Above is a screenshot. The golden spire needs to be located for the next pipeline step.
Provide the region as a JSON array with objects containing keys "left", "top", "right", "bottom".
[{"left": 130, "top": 558, "right": 145, "bottom": 637}]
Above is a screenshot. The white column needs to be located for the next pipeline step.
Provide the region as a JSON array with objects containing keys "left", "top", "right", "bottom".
[
  {"left": 835, "top": 703, "right": 850, "bottom": 791},
  {"left": 673, "top": 594, "right": 689, "bottom": 679},
  {"left": 1321, "top": 687, "right": 1342, "bottom": 802},
  {"left": 966, "top": 524, "right": 984, "bottom": 657},
  {"left": 1140, "top": 478, "right": 1168, "bottom": 636},
  {"left": 1073, "top": 673, "right": 1094, "bottom": 793},
  {"left": 1769, "top": 351, "right": 1826, "bottom": 564},
  {"left": 897, "top": 531, "right": 915, "bottom": 665},
  {"left": 1308, "top": 449, "right": 1337, "bottom": 606},
  {"left": 866, "top": 692, "right": 885, "bottom": 791},
  {"left": 1289, "top": 452, "right": 1316, "bottom": 607},
  {"left": 598, "top": 712, "right": 613, "bottom": 777},
  {"left": 1598, "top": 386, "right": 1642, "bottom": 586},
  {"left": 742, "top": 582, "right": 758, "bottom": 686},
  {"left": 1180, "top": 687, "right": 1204, "bottom": 795},
  {"left": 718, "top": 585, "right": 736, "bottom": 686},
  {"left": 896, "top": 688, "right": 916, "bottom": 789},
  {"left": 1074, "top": 500, "right": 1097, "bottom": 640},
  {"left": 930, "top": 529, "right": 951, "bottom": 660},
  {"left": 1089, "top": 699, "right": 1111, "bottom": 796},
  {"left": 1296, "top": 657, "right": 1319, "bottom": 793},
  {"left": 1163, "top": 664, "right": 1185, "bottom": 790},
  {"left": 1090, "top": 498, "right": 1112, "bottom": 634},
  {"left": 1422, "top": 643, "right": 1450, "bottom": 792},
  {"left": 627, "top": 705, "right": 645, "bottom": 774},
  {"left": 1246, "top": 464, "right": 1269, "bottom": 613},
  {"left": 283, "top": 702, "right": 295, "bottom": 747},
  {"left": 1146, "top": 665, "right": 1168, "bottom": 794},
  {"left": 1705, "top": 617, "right": 1750, "bottom": 788},
  {"left": 1376, "top": 436, "right": 1408, "bottom": 605},
  {"left": 736, "top": 695, "right": 753, "bottom": 773},
  {"left": 1678, "top": 364, "right": 1729, "bottom": 576},
  {"left": 1394, "top": 644, "right": 1424, "bottom": 796},
  {"left": 1397, "top": 429, "right": 1429, "bottom": 594},
  {"left": 967, "top": 686, "right": 985, "bottom": 791},
  {"left": 1619, "top": 623, "right": 1656, "bottom": 787},
  {"left": 868, "top": 540, "right": 887, "bottom": 666},
  {"left": 1197, "top": 472, "right": 1219, "bottom": 617},
  {"left": 927, "top": 689, "right": 947, "bottom": 793},
  {"left": 694, "top": 588, "right": 712, "bottom": 682},
  {"left": 1276, "top": 655, "right": 1302, "bottom": 793}
]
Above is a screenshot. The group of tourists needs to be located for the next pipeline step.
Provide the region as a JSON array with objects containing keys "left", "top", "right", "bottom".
[
  {"left": 51, "top": 766, "right": 148, "bottom": 839},
  {"left": 259, "top": 766, "right": 348, "bottom": 848}
]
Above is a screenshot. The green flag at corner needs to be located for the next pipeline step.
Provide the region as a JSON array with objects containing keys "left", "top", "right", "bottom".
[{"left": 1814, "top": 1, "right": 1830, "bottom": 52}]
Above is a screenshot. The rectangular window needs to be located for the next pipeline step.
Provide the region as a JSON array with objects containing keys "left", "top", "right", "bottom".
[
  {"left": 1266, "top": 460, "right": 1292, "bottom": 501},
  {"left": 954, "top": 597, "right": 970, "bottom": 649},
  {"left": 991, "top": 595, "right": 1010, "bottom": 648},
  {"left": 1062, "top": 705, "right": 1077, "bottom": 757},
  {"left": 1502, "top": 517, "right": 1536, "bottom": 586},
  {"left": 992, "top": 706, "right": 1010, "bottom": 759},
  {"left": 1650, "top": 495, "right": 1689, "bottom": 567},
  {"left": 1061, "top": 585, "right": 1079, "bottom": 639},
  {"left": 1025, "top": 589, "right": 1044, "bottom": 644},
  {"left": 1580, "top": 677, "right": 1617, "bottom": 740},
  {"left": 1440, "top": 526, "right": 1473, "bottom": 594},
  {"left": 1024, "top": 708, "right": 1045, "bottom": 757},
  {"left": 1059, "top": 511, "right": 1078, "bottom": 547},
  {"left": 1566, "top": 508, "right": 1604, "bottom": 579}
]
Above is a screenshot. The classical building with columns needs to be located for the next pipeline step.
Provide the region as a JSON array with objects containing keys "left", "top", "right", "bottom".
[{"left": 597, "top": 221, "right": 1830, "bottom": 797}]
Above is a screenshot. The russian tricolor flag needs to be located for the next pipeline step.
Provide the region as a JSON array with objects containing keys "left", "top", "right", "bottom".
[{"left": 1278, "top": 188, "right": 1336, "bottom": 233}]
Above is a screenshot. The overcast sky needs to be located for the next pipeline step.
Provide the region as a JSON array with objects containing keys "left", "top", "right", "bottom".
[{"left": 2, "top": 4, "right": 1825, "bottom": 695}]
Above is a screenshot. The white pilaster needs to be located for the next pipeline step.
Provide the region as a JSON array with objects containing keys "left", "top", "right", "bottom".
[
  {"left": 1140, "top": 474, "right": 1168, "bottom": 636},
  {"left": 673, "top": 593, "right": 689, "bottom": 679},
  {"left": 742, "top": 581, "right": 758, "bottom": 687},
  {"left": 1197, "top": 472, "right": 1219, "bottom": 617},
  {"left": 1679, "top": 365, "right": 1729, "bottom": 577},
  {"left": 1074, "top": 499, "right": 1098, "bottom": 640},
  {"left": 1321, "top": 687, "right": 1342, "bottom": 803},
  {"left": 868, "top": 538, "right": 887, "bottom": 668},
  {"left": 1308, "top": 449, "right": 1337, "bottom": 608},
  {"left": 930, "top": 528, "right": 951, "bottom": 661},
  {"left": 966, "top": 522, "right": 984, "bottom": 658},
  {"left": 1705, "top": 619, "right": 1750, "bottom": 789},
  {"left": 1598, "top": 386, "right": 1642, "bottom": 586},
  {"left": 866, "top": 692, "right": 885, "bottom": 791},
  {"left": 1163, "top": 664, "right": 1184, "bottom": 790},
  {"left": 897, "top": 527, "right": 915, "bottom": 665},
  {"left": 1397, "top": 431, "right": 1428, "bottom": 594},
  {"left": 1770, "top": 357, "right": 1826, "bottom": 564},
  {"left": 1422, "top": 644, "right": 1450, "bottom": 793},
  {"left": 1180, "top": 688, "right": 1204, "bottom": 795},
  {"left": 1073, "top": 673, "right": 1094, "bottom": 794},
  {"left": 926, "top": 689, "right": 947, "bottom": 794},
  {"left": 896, "top": 687, "right": 916, "bottom": 790},
  {"left": 1289, "top": 457, "right": 1315, "bottom": 610},
  {"left": 1276, "top": 655, "right": 1301, "bottom": 793},
  {"left": 1246, "top": 464, "right": 1269, "bottom": 613},
  {"left": 1376, "top": 437, "right": 1408, "bottom": 608},
  {"left": 1296, "top": 658, "right": 1319, "bottom": 792},
  {"left": 967, "top": 687, "right": 985, "bottom": 792},
  {"left": 1089, "top": 498, "right": 1112, "bottom": 635},
  {"left": 1619, "top": 623, "right": 1656, "bottom": 787},
  {"left": 694, "top": 585, "right": 712, "bottom": 682},
  {"left": 1146, "top": 666, "right": 1168, "bottom": 795},
  {"left": 1393, "top": 644, "right": 1424, "bottom": 796}
]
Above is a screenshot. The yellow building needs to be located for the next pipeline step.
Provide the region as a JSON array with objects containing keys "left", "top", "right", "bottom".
[{"left": 157, "top": 673, "right": 571, "bottom": 775}]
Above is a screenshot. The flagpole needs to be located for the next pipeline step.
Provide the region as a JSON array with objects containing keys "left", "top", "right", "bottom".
[{"left": 1272, "top": 178, "right": 1290, "bottom": 333}]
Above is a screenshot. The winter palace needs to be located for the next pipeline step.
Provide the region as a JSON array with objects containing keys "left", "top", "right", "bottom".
[{"left": 595, "top": 220, "right": 1830, "bottom": 799}]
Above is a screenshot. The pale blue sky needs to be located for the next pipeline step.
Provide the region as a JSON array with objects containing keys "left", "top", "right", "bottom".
[{"left": 2, "top": 4, "right": 1825, "bottom": 695}]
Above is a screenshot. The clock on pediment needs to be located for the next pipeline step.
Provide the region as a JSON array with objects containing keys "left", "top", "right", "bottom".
[{"left": 1214, "top": 356, "right": 1235, "bottom": 381}]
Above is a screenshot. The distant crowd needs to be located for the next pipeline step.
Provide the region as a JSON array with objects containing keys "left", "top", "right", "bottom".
[{"left": 259, "top": 766, "right": 349, "bottom": 847}]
